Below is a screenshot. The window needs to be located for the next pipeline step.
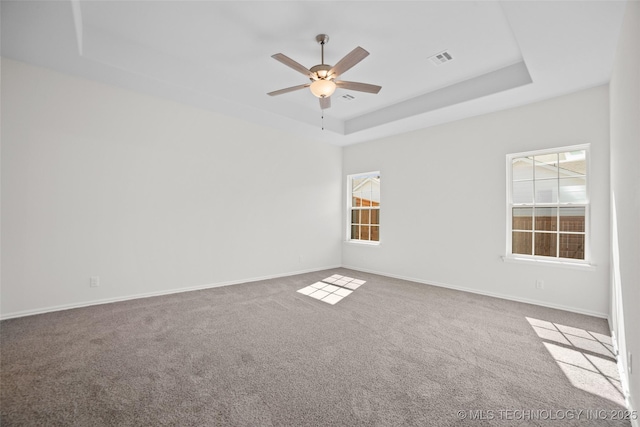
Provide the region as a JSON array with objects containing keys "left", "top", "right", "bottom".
[
  {"left": 347, "top": 172, "right": 380, "bottom": 243},
  {"left": 507, "top": 146, "right": 589, "bottom": 262}
]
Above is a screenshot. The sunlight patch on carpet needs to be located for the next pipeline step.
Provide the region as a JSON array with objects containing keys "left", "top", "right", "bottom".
[
  {"left": 297, "top": 275, "right": 366, "bottom": 305},
  {"left": 526, "top": 317, "right": 625, "bottom": 406}
]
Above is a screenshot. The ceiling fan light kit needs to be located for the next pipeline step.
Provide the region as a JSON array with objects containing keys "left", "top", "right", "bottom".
[
  {"left": 310, "top": 79, "right": 336, "bottom": 98},
  {"left": 268, "top": 34, "right": 381, "bottom": 111}
]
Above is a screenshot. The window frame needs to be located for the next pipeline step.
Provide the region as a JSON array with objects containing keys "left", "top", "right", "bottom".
[
  {"left": 505, "top": 144, "right": 591, "bottom": 265},
  {"left": 346, "top": 171, "right": 381, "bottom": 245}
]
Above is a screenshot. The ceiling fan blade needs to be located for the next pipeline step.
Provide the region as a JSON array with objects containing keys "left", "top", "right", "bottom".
[
  {"left": 329, "top": 46, "right": 369, "bottom": 78},
  {"left": 267, "top": 84, "right": 310, "bottom": 96},
  {"left": 271, "top": 53, "right": 313, "bottom": 77},
  {"left": 319, "top": 97, "right": 331, "bottom": 110},
  {"left": 335, "top": 81, "right": 381, "bottom": 94}
]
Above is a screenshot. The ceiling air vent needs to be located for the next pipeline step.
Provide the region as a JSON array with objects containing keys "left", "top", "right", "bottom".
[
  {"left": 429, "top": 50, "right": 453, "bottom": 65},
  {"left": 341, "top": 94, "right": 356, "bottom": 101}
]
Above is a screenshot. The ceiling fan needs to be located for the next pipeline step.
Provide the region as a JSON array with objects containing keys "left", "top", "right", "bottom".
[{"left": 267, "top": 34, "right": 381, "bottom": 110}]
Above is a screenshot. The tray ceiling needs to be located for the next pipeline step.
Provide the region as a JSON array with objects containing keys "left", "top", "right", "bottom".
[{"left": 0, "top": 1, "right": 627, "bottom": 145}]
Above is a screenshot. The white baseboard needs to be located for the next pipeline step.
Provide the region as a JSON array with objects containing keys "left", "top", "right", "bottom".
[
  {"left": 630, "top": 400, "right": 639, "bottom": 427},
  {"left": 611, "top": 329, "right": 636, "bottom": 420},
  {"left": 4, "top": 264, "right": 607, "bottom": 320},
  {"left": 0, "top": 265, "right": 341, "bottom": 320},
  {"left": 341, "top": 264, "right": 608, "bottom": 318}
]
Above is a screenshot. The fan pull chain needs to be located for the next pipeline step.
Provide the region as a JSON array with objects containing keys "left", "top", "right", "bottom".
[{"left": 321, "top": 111, "right": 324, "bottom": 130}]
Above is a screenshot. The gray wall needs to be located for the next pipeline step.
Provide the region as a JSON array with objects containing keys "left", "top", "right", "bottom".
[
  {"left": 609, "top": 0, "right": 640, "bottom": 419},
  {"left": 343, "top": 85, "right": 611, "bottom": 317},
  {"left": 1, "top": 59, "right": 343, "bottom": 318}
]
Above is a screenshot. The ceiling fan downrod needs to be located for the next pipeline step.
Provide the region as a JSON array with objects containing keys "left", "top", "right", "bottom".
[{"left": 316, "top": 34, "right": 329, "bottom": 65}]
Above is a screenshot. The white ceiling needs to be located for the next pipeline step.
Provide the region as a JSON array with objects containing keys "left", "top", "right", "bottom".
[{"left": 1, "top": 1, "right": 627, "bottom": 146}]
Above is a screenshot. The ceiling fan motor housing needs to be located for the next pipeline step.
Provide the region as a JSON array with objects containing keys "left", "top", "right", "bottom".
[{"left": 310, "top": 64, "right": 332, "bottom": 80}]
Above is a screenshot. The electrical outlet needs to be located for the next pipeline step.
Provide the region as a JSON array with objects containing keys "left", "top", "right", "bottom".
[
  {"left": 629, "top": 352, "right": 633, "bottom": 374},
  {"left": 535, "top": 279, "right": 544, "bottom": 290},
  {"left": 90, "top": 276, "right": 100, "bottom": 288}
]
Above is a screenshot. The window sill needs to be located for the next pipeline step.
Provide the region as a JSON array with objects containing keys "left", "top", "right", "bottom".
[
  {"left": 501, "top": 255, "right": 596, "bottom": 271},
  {"left": 344, "top": 240, "right": 380, "bottom": 247}
]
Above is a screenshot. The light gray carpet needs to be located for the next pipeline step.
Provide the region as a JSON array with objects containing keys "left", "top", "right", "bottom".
[{"left": 0, "top": 269, "right": 631, "bottom": 426}]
